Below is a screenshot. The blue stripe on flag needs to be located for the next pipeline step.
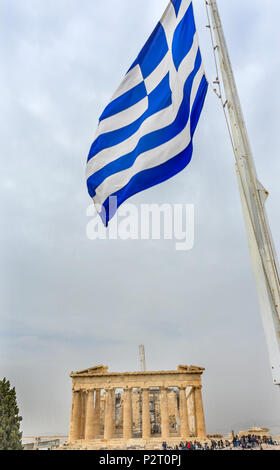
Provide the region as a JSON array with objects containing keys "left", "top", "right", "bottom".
[
  {"left": 148, "top": 72, "right": 172, "bottom": 115},
  {"left": 171, "top": 0, "right": 183, "bottom": 16},
  {"left": 129, "top": 22, "right": 168, "bottom": 79},
  {"left": 87, "top": 50, "right": 201, "bottom": 198},
  {"left": 87, "top": 73, "right": 171, "bottom": 164},
  {"left": 172, "top": 3, "right": 196, "bottom": 71},
  {"left": 99, "top": 81, "right": 147, "bottom": 122},
  {"left": 101, "top": 75, "right": 208, "bottom": 225}
]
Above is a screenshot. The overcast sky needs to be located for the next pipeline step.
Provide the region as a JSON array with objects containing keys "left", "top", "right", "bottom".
[{"left": 1, "top": 0, "right": 280, "bottom": 437}]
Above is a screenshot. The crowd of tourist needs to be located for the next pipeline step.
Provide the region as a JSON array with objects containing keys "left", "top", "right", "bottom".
[
  {"left": 161, "top": 434, "right": 279, "bottom": 451},
  {"left": 232, "top": 434, "right": 277, "bottom": 449}
]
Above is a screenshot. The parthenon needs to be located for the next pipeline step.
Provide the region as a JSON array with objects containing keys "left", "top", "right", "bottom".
[{"left": 67, "top": 364, "right": 207, "bottom": 449}]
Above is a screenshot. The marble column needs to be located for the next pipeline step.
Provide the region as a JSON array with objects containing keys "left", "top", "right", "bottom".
[
  {"left": 111, "top": 389, "right": 116, "bottom": 436},
  {"left": 94, "top": 389, "right": 101, "bottom": 437},
  {"left": 68, "top": 390, "right": 75, "bottom": 442},
  {"left": 160, "top": 387, "right": 169, "bottom": 439},
  {"left": 194, "top": 386, "right": 206, "bottom": 438},
  {"left": 123, "top": 388, "right": 133, "bottom": 440},
  {"left": 179, "top": 387, "right": 190, "bottom": 439},
  {"left": 68, "top": 390, "right": 81, "bottom": 442},
  {"left": 169, "top": 390, "right": 179, "bottom": 433},
  {"left": 104, "top": 389, "right": 114, "bottom": 440},
  {"left": 142, "top": 388, "right": 151, "bottom": 440},
  {"left": 85, "top": 390, "right": 96, "bottom": 440},
  {"left": 80, "top": 391, "right": 87, "bottom": 439}
]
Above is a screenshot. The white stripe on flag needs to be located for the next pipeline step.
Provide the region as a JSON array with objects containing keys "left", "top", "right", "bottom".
[
  {"left": 160, "top": 0, "right": 191, "bottom": 48},
  {"left": 177, "top": 0, "right": 192, "bottom": 24},
  {"left": 95, "top": 96, "right": 149, "bottom": 137},
  {"left": 110, "top": 64, "right": 143, "bottom": 102},
  {"left": 94, "top": 64, "right": 205, "bottom": 207},
  {"left": 86, "top": 37, "right": 199, "bottom": 180},
  {"left": 144, "top": 53, "right": 170, "bottom": 95},
  {"left": 160, "top": 3, "right": 177, "bottom": 48}
]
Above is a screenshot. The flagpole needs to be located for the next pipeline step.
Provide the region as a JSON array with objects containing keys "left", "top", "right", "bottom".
[{"left": 207, "top": 0, "right": 280, "bottom": 385}]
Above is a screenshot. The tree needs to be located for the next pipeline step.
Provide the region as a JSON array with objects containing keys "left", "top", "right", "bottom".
[{"left": 0, "top": 378, "right": 22, "bottom": 450}]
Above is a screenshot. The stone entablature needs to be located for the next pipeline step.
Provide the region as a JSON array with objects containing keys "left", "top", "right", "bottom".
[
  {"left": 70, "top": 367, "right": 204, "bottom": 390},
  {"left": 68, "top": 365, "right": 207, "bottom": 445}
]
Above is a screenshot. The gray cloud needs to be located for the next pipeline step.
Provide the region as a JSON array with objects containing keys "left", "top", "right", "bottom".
[{"left": 1, "top": 0, "right": 280, "bottom": 436}]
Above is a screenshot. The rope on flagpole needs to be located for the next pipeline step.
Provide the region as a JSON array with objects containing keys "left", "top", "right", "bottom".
[{"left": 204, "top": 0, "right": 235, "bottom": 155}]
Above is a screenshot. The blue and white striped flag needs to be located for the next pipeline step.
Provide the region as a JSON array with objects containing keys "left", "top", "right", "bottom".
[{"left": 86, "top": 0, "right": 208, "bottom": 225}]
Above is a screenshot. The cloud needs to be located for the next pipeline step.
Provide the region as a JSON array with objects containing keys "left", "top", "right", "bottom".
[{"left": 1, "top": 0, "right": 280, "bottom": 436}]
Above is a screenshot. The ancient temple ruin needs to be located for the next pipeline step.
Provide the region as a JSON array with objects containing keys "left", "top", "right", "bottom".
[{"left": 67, "top": 364, "right": 206, "bottom": 449}]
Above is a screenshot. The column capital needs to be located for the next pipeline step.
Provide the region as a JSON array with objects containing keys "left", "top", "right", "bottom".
[
  {"left": 123, "top": 387, "right": 133, "bottom": 397},
  {"left": 193, "top": 385, "right": 202, "bottom": 390}
]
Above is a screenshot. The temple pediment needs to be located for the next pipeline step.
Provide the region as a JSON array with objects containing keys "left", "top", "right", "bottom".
[
  {"left": 74, "top": 365, "right": 108, "bottom": 375},
  {"left": 177, "top": 365, "right": 205, "bottom": 372}
]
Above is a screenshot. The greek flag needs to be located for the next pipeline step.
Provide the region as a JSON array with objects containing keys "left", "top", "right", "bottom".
[{"left": 86, "top": 0, "right": 208, "bottom": 225}]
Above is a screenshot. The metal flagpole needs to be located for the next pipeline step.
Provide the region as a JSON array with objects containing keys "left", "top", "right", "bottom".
[{"left": 207, "top": 0, "right": 280, "bottom": 385}]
